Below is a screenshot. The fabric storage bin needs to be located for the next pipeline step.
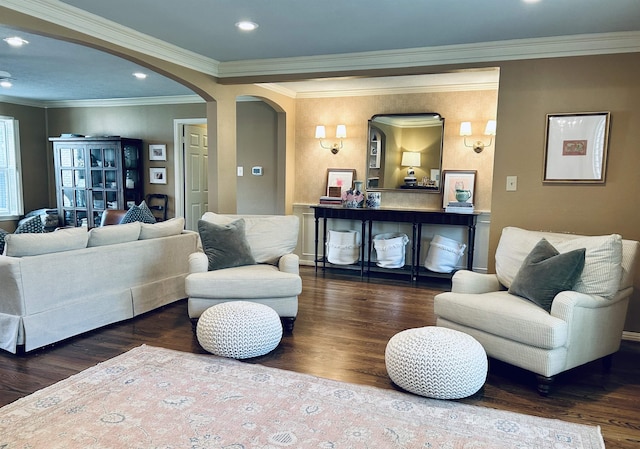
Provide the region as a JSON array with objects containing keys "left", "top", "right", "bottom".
[
  {"left": 424, "top": 235, "right": 466, "bottom": 273},
  {"left": 373, "top": 233, "right": 409, "bottom": 268},
  {"left": 326, "top": 230, "right": 361, "bottom": 265}
]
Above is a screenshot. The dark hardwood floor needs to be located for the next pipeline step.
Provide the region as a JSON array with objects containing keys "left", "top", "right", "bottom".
[{"left": 1, "top": 266, "right": 639, "bottom": 448}]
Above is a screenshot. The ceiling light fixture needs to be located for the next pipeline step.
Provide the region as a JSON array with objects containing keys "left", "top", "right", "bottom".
[
  {"left": 0, "top": 70, "right": 13, "bottom": 88},
  {"left": 235, "top": 21, "right": 259, "bottom": 32},
  {"left": 133, "top": 72, "right": 148, "bottom": 79},
  {"left": 3, "top": 36, "right": 29, "bottom": 47}
]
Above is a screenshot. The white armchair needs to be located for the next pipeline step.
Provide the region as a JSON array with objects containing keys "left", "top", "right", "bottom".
[
  {"left": 185, "top": 213, "right": 302, "bottom": 332},
  {"left": 434, "top": 227, "right": 639, "bottom": 394}
]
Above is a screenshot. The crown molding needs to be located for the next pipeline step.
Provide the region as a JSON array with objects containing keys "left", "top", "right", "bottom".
[
  {"left": 0, "top": 0, "right": 219, "bottom": 76},
  {"left": 43, "top": 94, "right": 204, "bottom": 108},
  {"left": 0, "top": 94, "right": 203, "bottom": 109},
  {"left": 219, "top": 31, "right": 640, "bottom": 78},
  {"left": 2, "top": 1, "right": 639, "bottom": 81},
  {"left": 259, "top": 81, "right": 500, "bottom": 99}
]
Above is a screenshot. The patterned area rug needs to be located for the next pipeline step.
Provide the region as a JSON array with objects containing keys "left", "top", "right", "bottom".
[{"left": 0, "top": 345, "right": 604, "bottom": 448}]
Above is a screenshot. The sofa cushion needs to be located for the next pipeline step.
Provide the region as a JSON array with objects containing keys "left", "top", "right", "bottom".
[
  {"left": 87, "top": 221, "right": 141, "bottom": 247},
  {"left": 139, "top": 217, "right": 184, "bottom": 240},
  {"left": 496, "top": 227, "right": 623, "bottom": 299},
  {"left": 434, "top": 290, "right": 569, "bottom": 350},
  {"left": 186, "top": 264, "right": 302, "bottom": 298},
  {"left": 201, "top": 212, "right": 299, "bottom": 264},
  {"left": 14, "top": 215, "right": 44, "bottom": 234},
  {"left": 198, "top": 218, "right": 256, "bottom": 271},
  {"left": 122, "top": 201, "right": 156, "bottom": 224},
  {"left": 4, "top": 227, "right": 88, "bottom": 257},
  {"left": 508, "top": 238, "right": 585, "bottom": 312}
]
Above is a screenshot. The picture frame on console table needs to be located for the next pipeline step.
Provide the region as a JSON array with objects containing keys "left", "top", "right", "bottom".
[
  {"left": 442, "top": 170, "right": 476, "bottom": 209},
  {"left": 543, "top": 112, "right": 610, "bottom": 184},
  {"left": 326, "top": 168, "right": 356, "bottom": 197}
]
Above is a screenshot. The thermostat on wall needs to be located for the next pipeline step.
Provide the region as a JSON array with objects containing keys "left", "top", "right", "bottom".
[{"left": 251, "top": 166, "right": 263, "bottom": 176}]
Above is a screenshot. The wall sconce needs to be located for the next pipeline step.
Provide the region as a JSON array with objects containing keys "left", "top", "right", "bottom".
[
  {"left": 401, "top": 151, "right": 421, "bottom": 186},
  {"left": 460, "top": 120, "right": 496, "bottom": 153},
  {"left": 315, "top": 124, "right": 346, "bottom": 154}
]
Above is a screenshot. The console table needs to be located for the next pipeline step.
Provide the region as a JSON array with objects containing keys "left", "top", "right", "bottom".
[{"left": 311, "top": 205, "right": 478, "bottom": 281}]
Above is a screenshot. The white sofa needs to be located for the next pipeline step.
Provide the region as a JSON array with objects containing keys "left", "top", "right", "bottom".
[
  {"left": 186, "top": 212, "right": 302, "bottom": 331},
  {"left": 0, "top": 218, "right": 199, "bottom": 354},
  {"left": 434, "top": 227, "right": 639, "bottom": 394}
]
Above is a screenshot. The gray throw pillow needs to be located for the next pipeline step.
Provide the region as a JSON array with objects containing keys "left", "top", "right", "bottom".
[
  {"left": 121, "top": 200, "right": 156, "bottom": 224},
  {"left": 198, "top": 218, "right": 256, "bottom": 271},
  {"left": 508, "top": 238, "right": 585, "bottom": 312}
]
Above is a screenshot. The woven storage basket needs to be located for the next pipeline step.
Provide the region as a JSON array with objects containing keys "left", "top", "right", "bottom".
[
  {"left": 373, "top": 233, "right": 409, "bottom": 268},
  {"left": 326, "top": 230, "right": 361, "bottom": 265},
  {"left": 424, "top": 234, "right": 466, "bottom": 273}
]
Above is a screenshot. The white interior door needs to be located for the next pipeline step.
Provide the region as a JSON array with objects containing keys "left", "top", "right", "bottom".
[{"left": 184, "top": 123, "right": 208, "bottom": 231}]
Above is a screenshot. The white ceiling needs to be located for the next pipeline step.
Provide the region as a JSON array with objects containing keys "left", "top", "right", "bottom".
[{"left": 1, "top": 0, "right": 639, "bottom": 104}]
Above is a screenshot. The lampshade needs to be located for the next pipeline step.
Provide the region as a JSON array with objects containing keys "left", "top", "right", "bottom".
[
  {"left": 336, "top": 124, "right": 347, "bottom": 139},
  {"left": 401, "top": 152, "right": 421, "bottom": 167},
  {"left": 315, "top": 125, "right": 326, "bottom": 139},
  {"left": 459, "top": 122, "right": 472, "bottom": 137},
  {"left": 484, "top": 120, "right": 497, "bottom": 136}
]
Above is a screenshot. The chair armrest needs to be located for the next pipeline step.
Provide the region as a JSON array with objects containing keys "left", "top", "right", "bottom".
[
  {"left": 189, "top": 252, "right": 208, "bottom": 273},
  {"left": 451, "top": 270, "right": 502, "bottom": 294},
  {"left": 278, "top": 253, "right": 300, "bottom": 275}
]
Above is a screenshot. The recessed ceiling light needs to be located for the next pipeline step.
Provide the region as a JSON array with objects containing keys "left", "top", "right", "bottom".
[
  {"left": 133, "top": 72, "right": 148, "bottom": 79},
  {"left": 235, "top": 21, "right": 259, "bottom": 32},
  {"left": 3, "top": 36, "right": 29, "bottom": 47},
  {"left": 0, "top": 80, "right": 12, "bottom": 88}
]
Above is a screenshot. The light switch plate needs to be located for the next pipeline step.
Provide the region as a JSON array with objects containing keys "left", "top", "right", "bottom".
[
  {"left": 237, "top": 166, "right": 243, "bottom": 176},
  {"left": 506, "top": 176, "right": 517, "bottom": 191}
]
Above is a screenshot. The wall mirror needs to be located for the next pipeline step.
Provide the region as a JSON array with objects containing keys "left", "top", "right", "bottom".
[{"left": 366, "top": 113, "right": 444, "bottom": 192}]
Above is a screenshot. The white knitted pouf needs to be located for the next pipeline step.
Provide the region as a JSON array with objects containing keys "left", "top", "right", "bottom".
[
  {"left": 196, "top": 301, "right": 283, "bottom": 359},
  {"left": 385, "top": 326, "right": 487, "bottom": 399}
]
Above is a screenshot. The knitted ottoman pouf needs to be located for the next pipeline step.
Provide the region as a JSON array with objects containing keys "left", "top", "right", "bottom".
[
  {"left": 385, "top": 326, "right": 487, "bottom": 399},
  {"left": 196, "top": 301, "right": 283, "bottom": 359}
]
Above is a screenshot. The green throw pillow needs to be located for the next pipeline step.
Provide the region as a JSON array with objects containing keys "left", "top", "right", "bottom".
[
  {"left": 198, "top": 218, "right": 256, "bottom": 271},
  {"left": 508, "top": 238, "right": 585, "bottom": 312}
]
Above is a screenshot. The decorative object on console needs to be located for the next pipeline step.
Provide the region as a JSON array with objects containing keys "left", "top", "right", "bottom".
[
  {"left": 342, "top": 180, "right": 365, "bottom": 208},
  {"left": 460, "top": 120, "right": 496, "bottom": 153},
  {"left": 315, "top": 124, "right": 346, "bottom": 154},
  {"left": 442, "top": 170, "right": 476, "bottom": 209},
  {"left": 543, "top": 112, "right": 610, "bottom": 183},
  {"left": 325, "top": 168, "right": 355, "bottom": 197},
  {"left": 366, "top": 191, "right": 381, "bottom": 208},
  {"left": 401, "top": 151, "right": 421, "bottom": 187}
]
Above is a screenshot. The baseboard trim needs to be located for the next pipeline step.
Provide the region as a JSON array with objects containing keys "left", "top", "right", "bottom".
[{"left": 622, "top": 331, "right": 640, "bottom": 342}]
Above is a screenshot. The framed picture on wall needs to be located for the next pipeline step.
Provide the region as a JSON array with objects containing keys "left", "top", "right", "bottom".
[
  {"left": 149, "top": 144, "right": 167, "bottom": 161},
  {"left": 149, "top": 167, "right": 167, "bottom": 184},
  {"left": 543, "top": 112, "right": 610, "bottom": 183},
  {"left": 326, "top": 168, "right": 355, "bottom": 197},
  {"left": 442, "top": 170, "right": 477, "bottom": 208}
]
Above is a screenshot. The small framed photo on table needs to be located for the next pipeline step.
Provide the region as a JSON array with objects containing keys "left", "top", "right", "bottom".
[
  {"left": 442, "top": 170, "right": 476, "bottom": 208},
  {"left": 543, "top": 112, "right": 610, "bottom": 184},
  {"left": 325, "top": 168, "right": 356, "bottom": 197},
  {"left": 149, "top": 167, "right": 167, "bottom": 184}
]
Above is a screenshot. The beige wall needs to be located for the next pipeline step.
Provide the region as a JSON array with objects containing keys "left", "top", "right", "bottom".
[
  {"left": 46, "top": 103, "right": 206, "bottom": 218},
  {"left": 492, "top": 53, "right": 640, "bottom": 332},
  {"left": 294, "top": 90, "right": 498, "bottom": 210},
  {"left": 0, "top": 102, "right": 49, "bottom": 232}
]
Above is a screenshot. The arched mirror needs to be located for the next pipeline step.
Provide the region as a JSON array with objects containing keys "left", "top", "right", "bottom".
[{"left": 366, "top": 113, "right": 444, "bottom": 192}]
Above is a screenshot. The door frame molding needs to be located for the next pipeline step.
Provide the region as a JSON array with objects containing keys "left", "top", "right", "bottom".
[{"left": 173, "top": 118, "right": 207, "bottom": 220}]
